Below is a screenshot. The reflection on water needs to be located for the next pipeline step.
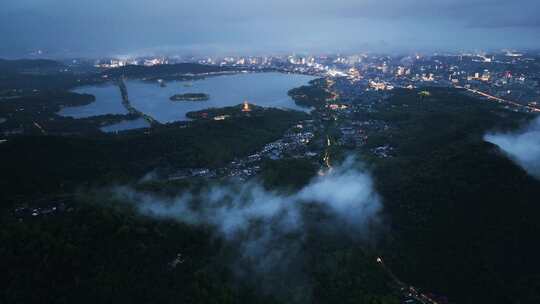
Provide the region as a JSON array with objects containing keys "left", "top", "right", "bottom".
[{"left": 58, "top": 72, "right": 315, "bottom": 129}]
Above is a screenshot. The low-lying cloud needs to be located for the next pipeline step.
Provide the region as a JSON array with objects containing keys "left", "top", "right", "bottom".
[
  {"left": 115, "top": 157, "right": 380, "bottom": 277},
  {"left": 485, "top": 117, "right": 540, "bottom": 179},
  {"left": 117, "top": 157, "right": 381, "bottom": 238},
  {"left": 113, "top": 157, "right": 382, "bottom": 300}
]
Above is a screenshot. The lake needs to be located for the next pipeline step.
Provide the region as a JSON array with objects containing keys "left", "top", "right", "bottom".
[
  {"left": 58, "top": 85, "right": 127, "bottom": 118},
  {"left": 58, "top": 72, "right": 316, "bottom": 130}
]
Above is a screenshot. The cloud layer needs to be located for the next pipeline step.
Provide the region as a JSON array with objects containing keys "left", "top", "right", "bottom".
[{"left": 1, "top": 0, "right": 540, "bottom": 57}]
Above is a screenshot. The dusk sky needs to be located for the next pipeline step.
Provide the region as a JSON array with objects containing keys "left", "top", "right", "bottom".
[{"left": 2, "top": 0, "right": 540, "bottom": 57}]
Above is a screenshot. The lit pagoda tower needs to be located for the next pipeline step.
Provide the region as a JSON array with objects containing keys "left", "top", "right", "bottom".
[{"left": 242, "top": 100, "right": 251, "bottom": 112}]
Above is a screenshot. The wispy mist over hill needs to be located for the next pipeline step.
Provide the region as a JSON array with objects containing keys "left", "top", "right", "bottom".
[
  {"left": 112, "top": 157, "right": 382, "bottom": 299},
  {"left": 117, "top": 157, "right": 381, "bottom": 238},
  {"left": 114, "top": 158, "right": 379, "bottom": 284},
  {"left": 485, "top": 117, "right": 540, "bottom": 179}
]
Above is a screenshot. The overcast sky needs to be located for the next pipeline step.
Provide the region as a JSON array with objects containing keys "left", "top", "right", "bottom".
[{"left": 1, "top": 0, "right": 540, "bottom": 58}]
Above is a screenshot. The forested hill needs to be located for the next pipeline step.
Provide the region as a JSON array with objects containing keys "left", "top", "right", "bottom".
[
  {"left": 103, "top": 63, "right": 232, "bottom": 78},
  {"left": 365, "top": 88, "right": 540, "bottom": 304}
]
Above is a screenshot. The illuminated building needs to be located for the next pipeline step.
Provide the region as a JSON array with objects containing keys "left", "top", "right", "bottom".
[
  {"left": 242, "top": 101, "right": 252, "bottom": 112},
  {"left": 328, "top": 104, "right": 348, "bottom": 110},
  {"left": 421, "top": 73, "right": 434, "bottom": 81},
  {"left": 481, "top": 70, "right": 491, "bottom": 82},
  {"left": 347, "top": 68, "right": 361, "bottom": 80},
  {"left": 143, "top": 58, "right": 167, "bottom": 66},
  {"left": 369, "top": 81, "right": 388, "bottom": 91},
  {"left": 214, "top": 115, "right": 230, "bottom": 121}
]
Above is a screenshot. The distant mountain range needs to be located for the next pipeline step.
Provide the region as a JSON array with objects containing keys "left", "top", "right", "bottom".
[{"left": 0, "top": 59, "right": 64, "bottom": 73}]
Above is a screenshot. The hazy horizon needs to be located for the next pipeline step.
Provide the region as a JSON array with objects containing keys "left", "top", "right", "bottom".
[{"left": 2, "top": 0, "right": 540, "bottom": 58}]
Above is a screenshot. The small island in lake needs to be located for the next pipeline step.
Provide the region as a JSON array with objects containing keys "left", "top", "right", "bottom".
[{"left": 170, "top": 93, "right": 209, "bottom": 102}]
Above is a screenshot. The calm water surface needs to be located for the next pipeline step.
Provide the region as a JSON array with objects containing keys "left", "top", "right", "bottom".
[{"left": 58, "top": 85, "right": 127, "bottom": 118}]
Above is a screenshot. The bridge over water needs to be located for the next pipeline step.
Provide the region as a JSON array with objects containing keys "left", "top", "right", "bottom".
[{"left": 118, "top": 77, "right": 160, "bottom": 126}]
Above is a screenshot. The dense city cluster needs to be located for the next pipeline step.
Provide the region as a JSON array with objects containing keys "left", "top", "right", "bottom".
[{"left": 91, "top": 50, "right": 539, "bottom": 113}]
